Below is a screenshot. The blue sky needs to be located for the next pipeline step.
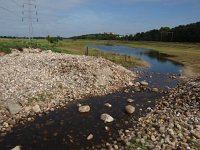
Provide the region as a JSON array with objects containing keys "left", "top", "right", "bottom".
[{"left": 0, "top": 0, "right": 200, "bottom": 37}]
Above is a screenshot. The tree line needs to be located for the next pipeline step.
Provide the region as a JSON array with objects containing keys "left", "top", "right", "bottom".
[
  {"left": 69, "top": 22, "right": 200, "bottom": 42},
  {"left": 1, "top": 22, "right": 199, "bottom": 42}
]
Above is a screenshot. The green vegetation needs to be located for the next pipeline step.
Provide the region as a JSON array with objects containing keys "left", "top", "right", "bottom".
[
  {"left": 0, "top": 38, "right": 67, "bottom": 54},
  {"left": 133, "top": 22, "right": 200, "bottom": 42},
  {"left": 1, "top": 38, "right": 200, "bottom": 76},
  {"left": 0, "top": 38, "right": 148, "bottom": 68},
  {"left": 69, "top": 22, "right": 200, "bottom": 42},
  {"left": 125, "top": 140, "right": 150, "bottom": 150}
]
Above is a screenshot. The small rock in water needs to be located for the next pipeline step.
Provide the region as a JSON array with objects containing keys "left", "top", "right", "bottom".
[
  {"left": 101, "top": 113, "right": 114, "bottom": 123},
  {"left": 77, "top": 103, "right": 82, "bottom": 107},
  {"left": 147, "top": 107, "right": 151, "bottom": 110},
  {"left": 53, "top": 132, "right": 58, "bottom": 136},
  {"left": 170, "top": 75, "right": 177, "bottom": 79},
  {"left": 104, "top": 103, "right": 112, "bottom": 108},
  {"left": 11, "top": 146, "right": 21, "bottom": 150},
  {"left": 32, "top": 105, "right": 41, "bottom": 113},
  {"left": 87, "top": 134, "right": 94, "bottom": 140},
  {"left": 78, "top": 105, "right": 90, "bottom": 113},
  {"left": 152, "top": 88, "right": 159, "bottom": 92},
  {"left": 105, "top": 126, "right": 110, "bottom": 131},
  {"left": 127, "top": 98, "right": 134, "bottom": 103},
  {"left": 125, "top": 105, "right": 135, "bottom": 114},
  {"left": 140, "top": 81, "right": 148, "bottom": 86},
  {"left": 134, "top": 82, "right": 140, "bottom": 87}
]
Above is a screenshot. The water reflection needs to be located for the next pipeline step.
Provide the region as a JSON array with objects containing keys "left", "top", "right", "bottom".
[{"left": 89, "top": 45, "right": 183, "bottom": 74}]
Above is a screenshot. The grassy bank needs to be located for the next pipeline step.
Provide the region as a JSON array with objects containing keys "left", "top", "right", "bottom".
[
  {"left": 0, "top": 38, "right": 148, "bottom": 68},
  {"left": 121, "top": 41, "right": 200, "bottom": 77},
  {"left": 1, "top": 39, "right": 200, "bottom": 76}
]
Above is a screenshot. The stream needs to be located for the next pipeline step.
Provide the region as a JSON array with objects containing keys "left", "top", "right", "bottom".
[{"left": 0, "top": 45, "right": 184, "bottom": 150}]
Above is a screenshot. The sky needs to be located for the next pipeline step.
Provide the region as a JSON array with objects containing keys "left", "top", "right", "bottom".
[{"left": 0, "top": 0, "right": 200, "bottom": 37}]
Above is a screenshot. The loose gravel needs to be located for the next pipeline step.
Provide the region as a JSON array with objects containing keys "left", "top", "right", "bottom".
[{"left": 0, "top": 49, "right": 135, "bottom": 120}]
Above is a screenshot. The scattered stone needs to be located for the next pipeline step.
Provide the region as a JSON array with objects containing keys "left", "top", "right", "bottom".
[
  {"left": 7, "top": 102, "right": 22, "bottom": 115},
  {"left": 147, "top": 107, "right": 151, "bottom": 111},
  {"left": 134, "top": 82, "right": 140, "bottom": 87},
  {"left": 105, "top": 126, "right": 110, "bottom": 131},
  {"left": 100, "top": 113, "right": 114, "bottom": 123},
  {"left": 104, "top": 103, "right": 112, "bottom": 108},
  {"left": 78, "top": 105, "right": 90, "bottom": 113},
  {"left": 11, "top": 146, "right": 21, "bottom": 150},
  {"left": 127, "top": 98, "right": 134, "bottom": 103},
  {"left": 77, "top": 104, "right": 82, "bottom": 107},
  {"left": 152, "top": 88, "right": 159, "bottom": 92},
  {"left": 168, "top": 129, "right": 175, "bottom": 136},
  {"left": 3, "top": 122, "right": 9, "bottom": 128},
  {"left": 125, "top": 105, "right": 135, "bottom": 114},
  {"left": 140, "top": 81, "right": 148, "bottom": 86},
  {"left": 170, "top": 75, "right": 177, "bottom": 79},
  {"left": 159, "top": 126, "right": 166, "bottom": 133},
  {"left": 24, "top": 106, "right": 31, "bottom": 112},
  {"left": 128, "top": 81, "right": 134, "bottom": 86},
  {"left": 114, "top": 145, "right": 119, "bottom": 149},
  {"left": 87, "top": 134, "right": 94, "bottom": 140},
  {"left": 53, "top": 132, "right": 58, "bottom": 136},
  {"left": 32, "top": 105, "right": 41, "bottom": 113},
  {"left": 119, "top": 78, "right": 200, "bottom": 150},
  {"left": 151, "top": 135, "right": 156, "bottom": 141}
]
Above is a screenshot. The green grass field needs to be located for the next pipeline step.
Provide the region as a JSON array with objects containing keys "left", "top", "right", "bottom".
[
  {"left": 0, "top": 38, "right": 148, "bottom": 68},
  {"left": 0, "top": 38, "right": 200, "bottom": 77}
]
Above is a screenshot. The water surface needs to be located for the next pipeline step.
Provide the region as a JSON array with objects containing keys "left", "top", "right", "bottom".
[{"left": 89, "top": 45, "right": 183, "bottom": 74}]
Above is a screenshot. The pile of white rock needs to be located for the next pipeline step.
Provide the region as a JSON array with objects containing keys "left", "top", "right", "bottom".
[{"left": 0, "top": 48, "right": 135, "bottom": 126}]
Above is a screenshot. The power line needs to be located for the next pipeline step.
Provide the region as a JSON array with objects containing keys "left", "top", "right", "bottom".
[
  {"left": 0, "top": 6, "right": 21, "bottom": 18},
  {"left": 22, "top": 0, "right": 38, "bottom": 40},
  {"left": 9, "top": 0, "right": 22, "bottom": 7}
]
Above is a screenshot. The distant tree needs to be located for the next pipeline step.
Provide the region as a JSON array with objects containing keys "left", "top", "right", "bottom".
[
  {"left": 132, "top": 22, "right": 200, "bottom": 42},
  {"left": 47, "top": 35, "right": 59, "bottom": 46}
]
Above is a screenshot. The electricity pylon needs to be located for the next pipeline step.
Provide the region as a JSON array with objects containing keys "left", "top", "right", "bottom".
[{"left": 22, "top": 0, "right": 38, "bottom": 40}]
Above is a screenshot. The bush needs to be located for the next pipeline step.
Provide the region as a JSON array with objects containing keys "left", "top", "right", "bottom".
[{"left": 46, "top": 36, "right": 59, "bottom": 46}]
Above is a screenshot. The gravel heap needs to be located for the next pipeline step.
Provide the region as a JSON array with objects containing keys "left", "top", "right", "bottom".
[
  {"left": 120, "top": 78, "right": 200, "bottom": 150},
  {"left": 0, "top": 49, "right": 135, "bottom": 117}
]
